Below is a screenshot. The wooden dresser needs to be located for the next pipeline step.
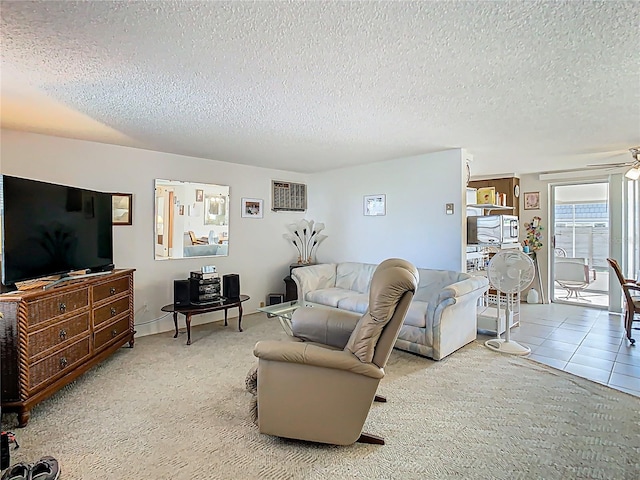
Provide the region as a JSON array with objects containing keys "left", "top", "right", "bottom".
[{"left": 0, "top": 269, "right": 135, "bottom": 427}]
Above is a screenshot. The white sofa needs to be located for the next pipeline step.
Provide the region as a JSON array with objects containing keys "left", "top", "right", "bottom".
[{"left": 292, "top": 262, "right": 489, "bottom": 360}]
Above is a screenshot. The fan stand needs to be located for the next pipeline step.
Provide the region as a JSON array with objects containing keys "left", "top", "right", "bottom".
[{"left": 484, "top": 292, "right": 531, "bottom": 356}]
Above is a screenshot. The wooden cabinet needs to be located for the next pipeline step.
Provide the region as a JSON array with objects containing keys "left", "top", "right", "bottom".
[
  {"left": 0, "top": 269, "right": 135, "bottom": 427},
  {"left": 468, "top": 177, "right": 520, "bottom": 215}
]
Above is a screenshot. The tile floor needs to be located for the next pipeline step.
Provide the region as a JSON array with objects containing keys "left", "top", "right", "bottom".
[{"left": 478, "top": 302, "right": 640, "bottom": 397}]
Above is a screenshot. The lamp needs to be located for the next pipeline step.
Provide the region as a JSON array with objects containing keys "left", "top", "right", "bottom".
[
  {"left": 625, "top": 166, "right": 640, "bottom": 180},
  {"left": 284, "top": 219, "right": 327, "bottom": 263}
]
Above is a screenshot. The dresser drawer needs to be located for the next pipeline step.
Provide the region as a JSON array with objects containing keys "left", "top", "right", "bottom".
[
  {"left": 94, "top": 317, "right": 130, "bottom": 351},
  {"left": 28, "top": 313, "right": 90, "bottom": 359},
  {"left": 93, "top": 276, "right": 130, "bottom": 304},
  {"left": 93, "top": 297, "right": 130, "bottom": 328},
  {"left": 27, "top": 289, "right": 89, "bottom": 327},
  {"left": 28, "top": 337, "right": 91, "bottom": 391}
]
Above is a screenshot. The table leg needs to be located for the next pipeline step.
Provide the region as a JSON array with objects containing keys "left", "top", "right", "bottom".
[
  {"left": 238, "top": 303, "right": 243, "bottom": 332},
  {"left": 173, "top": 312, "right": 179, "bottom": 338},
  {"left": 224, "top": 308, "right": 228, "bottom": 326},
  {"left": 185, "top": 313, "right": 192, "bottom": 345}
]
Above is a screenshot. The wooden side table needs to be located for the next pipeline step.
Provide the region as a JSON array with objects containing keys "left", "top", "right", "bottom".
[{"left": 161, "top": 295, "right": 249, "bottom": 345}]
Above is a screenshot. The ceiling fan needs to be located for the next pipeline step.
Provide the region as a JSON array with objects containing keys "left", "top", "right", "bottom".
[{"left": 586, "top": 147, "right": 640, "bottom": 179}]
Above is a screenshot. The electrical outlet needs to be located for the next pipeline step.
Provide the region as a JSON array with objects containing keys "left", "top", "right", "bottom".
[{"left": 259, "top": 301, "right": 265, "bottom": 308}]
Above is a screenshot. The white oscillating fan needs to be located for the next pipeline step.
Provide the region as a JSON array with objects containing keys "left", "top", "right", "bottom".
[{"left": 485, "top": 250, "right": 535, "bottom": 355}]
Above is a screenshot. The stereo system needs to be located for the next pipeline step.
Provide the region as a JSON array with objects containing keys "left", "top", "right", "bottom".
[{"left": 173, "top": 272, "right": 239, "bottom": 306}]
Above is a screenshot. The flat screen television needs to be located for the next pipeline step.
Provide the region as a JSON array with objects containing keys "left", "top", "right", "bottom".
[{"left": 0, "top": 175, "right": 114, "bottom": 289}]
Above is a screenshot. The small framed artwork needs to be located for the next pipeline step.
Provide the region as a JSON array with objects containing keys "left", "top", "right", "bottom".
[
  {"left": 364, "top": 194, "right": 386, "bottom": 216},
  {"left": 112, "top": 193, "right": 133, "bottom": 225},
  {"left": 241, "top": 197, "right": 264, "bottom": 218},
  {"left": 524, "top": 191, "right": 540, "bottom": 210},
  {"left": 195, "top": 189, "right": 204, "bottom": 202},
  {"left": 476, "top": 187, "right": 496, "bottom": 205}
]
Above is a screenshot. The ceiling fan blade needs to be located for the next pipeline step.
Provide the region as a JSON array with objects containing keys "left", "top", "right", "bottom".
[
  {"left": 585, "top": 150, "right": 635, "bottom": 167},
  {"left": 586, "top": 161, "right": 634, "bottom": 167}
]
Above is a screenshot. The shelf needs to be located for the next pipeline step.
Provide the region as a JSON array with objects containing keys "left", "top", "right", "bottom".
[{"left": 467, "top": 204, "right": 514, "bottom": 210}]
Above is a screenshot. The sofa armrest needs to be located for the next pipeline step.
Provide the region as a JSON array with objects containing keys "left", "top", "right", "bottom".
[
  {"left": 430, "top": 275, "right": 489, "bottom": 360},
  {"left": 254, "top": 340, "right": 384, "bottom": 379},
  {"left": 292, "top": 264, "right": 337, "bottom": 301},
  {"left": 438, "top": 275, "right": 489, "bottom": 302},
  {"left": 291, "top": 307, "right": 361, "bottom": 349},
  {"left": 433, "top": 276, "right": 489, "bottom": 327}
]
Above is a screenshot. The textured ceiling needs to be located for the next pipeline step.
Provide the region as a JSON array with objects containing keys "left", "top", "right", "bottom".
[{"left": 1, "top": 1, "right": 639, "bottom": 175}]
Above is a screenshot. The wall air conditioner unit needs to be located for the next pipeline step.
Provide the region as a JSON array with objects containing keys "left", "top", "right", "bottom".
[{"left": 271, "top": 180, "right": 307, "bottom": 212}]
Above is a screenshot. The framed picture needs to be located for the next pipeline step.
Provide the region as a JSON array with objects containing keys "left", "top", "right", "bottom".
[
  {"left": 195, "top": 189, "right": 204, "bottom": 202},
  {"left": 364, "top": 194, "right": 386, "bottom": 216},
  {"left": 112, "top": 193, "right": 133, "bottom": 225},
  {"left": 524, "top": 191, "right": 540, "bottom": 210},
  {"left": 241, "top": 197, "right": 264, "bottom": 218},
  {"left": 476, "top": 187, "right": 496, "bottom": 205}
]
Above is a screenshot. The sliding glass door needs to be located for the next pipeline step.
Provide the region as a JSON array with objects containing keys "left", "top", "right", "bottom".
[{"left": 551, "top": 182, "right": 610, "bottom": 308}]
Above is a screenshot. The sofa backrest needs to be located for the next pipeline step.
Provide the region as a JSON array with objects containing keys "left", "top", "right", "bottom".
[
  {"left": 336, "top": 262, "right": 377, "bottom": 293},
  {"left": 414, "top": 269, "right": 470, "bottom": 302}
]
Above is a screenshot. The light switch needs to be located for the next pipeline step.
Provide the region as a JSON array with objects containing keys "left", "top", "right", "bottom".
[{"left": 445, "top": 203, "right": 454, "bottom": 215}]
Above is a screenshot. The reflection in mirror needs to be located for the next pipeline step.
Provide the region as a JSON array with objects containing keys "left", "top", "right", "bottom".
[{"left": 154, "top": 179, "right": 229, "bottom": 260}]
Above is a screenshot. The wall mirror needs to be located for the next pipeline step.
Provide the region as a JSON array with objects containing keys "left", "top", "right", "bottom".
[{"left": 154, "top": 179, "right": 229, "bottom": 260}]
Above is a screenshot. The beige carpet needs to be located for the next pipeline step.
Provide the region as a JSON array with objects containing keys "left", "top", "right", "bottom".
[{"left": 2, "top": 313, "right": 639, "bottom": 480}]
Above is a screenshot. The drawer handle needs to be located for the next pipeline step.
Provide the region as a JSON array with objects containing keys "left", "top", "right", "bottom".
[
  {"left": 59, "top": 303, "right": 66, "bottom": 313},
  {"left": 59, "top": 329, "right": 67, "bottom": 340},
  {"left": 111, "top": 329, "right": 118, "bottom": 338},
  {"left": 110, "top": 287, "right": 116, "bottom": 295},
  {"left": 59, "top": 357, "right": 68, "bottom": 368},
  {"left": 110, "top": 307, "right": 117, "bottom": 316}
]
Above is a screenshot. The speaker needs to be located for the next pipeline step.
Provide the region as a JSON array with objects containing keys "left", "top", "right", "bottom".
[
  {"left": 223, "top": 274, "right": 240, "bottom": 299},
  {"left": 266, "top": 293, "right": 285, "bottom": 318},
  {"left": 267, "top": 293, "right": 285, "bottom": 306},
  {"left": 174, "top": 279, "right": 191, "bottom": 307}
]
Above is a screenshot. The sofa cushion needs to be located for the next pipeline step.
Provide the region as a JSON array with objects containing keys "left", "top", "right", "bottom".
[
  {"left": 404, "top": 300, "right": 428, "bottom": 328},
  {"left": 414, "top": 269, "right": 466, "bottom": 302},
  {"left": 335, "top": 263, "right": 377, "bottom": 293},
  {"left": 306, "top": 288, "right": 355, "bottom": 307},
  {"left": 337, "top": 294, "right": 369, "bottom": 314}
]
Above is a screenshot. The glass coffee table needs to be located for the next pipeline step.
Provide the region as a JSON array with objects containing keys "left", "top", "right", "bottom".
[{"left": 257, "top": 300, "right": 328, "bottom": 336}]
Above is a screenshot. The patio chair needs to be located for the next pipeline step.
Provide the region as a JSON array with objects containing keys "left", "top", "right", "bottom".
[{"left": 554, "top": 257, "right": 595, "bottom": 300}]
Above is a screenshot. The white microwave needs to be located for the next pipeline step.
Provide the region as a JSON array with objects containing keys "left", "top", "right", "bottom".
[{"left": 467, "top": 215, "right": 519, "bottom": 244}]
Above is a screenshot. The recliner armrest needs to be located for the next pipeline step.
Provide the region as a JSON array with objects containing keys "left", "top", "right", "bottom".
[
  {"left": 291, "top": 307, "right": 361, "bottom": 349},
  {"left": 254, "top": 340, "right": 384, "bottom": 379}
]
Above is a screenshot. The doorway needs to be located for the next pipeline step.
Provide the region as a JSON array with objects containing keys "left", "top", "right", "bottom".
[{"left": 551, "top": 182, "right": 610, "bottom": 308}]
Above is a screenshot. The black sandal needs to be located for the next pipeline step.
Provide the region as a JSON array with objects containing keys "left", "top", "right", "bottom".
[
  {"left": 0, "top": 462, "right": 30, "bottom": 480},
  {"left": 29, "top": 457, "right": 59, "bottom": 480}
]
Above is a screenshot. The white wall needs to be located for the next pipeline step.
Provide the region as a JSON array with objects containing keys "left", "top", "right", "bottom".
[
  {"left": 0, "top": 130, "right": 310, "bottom": 336},
  {"left": 308, "top": 149, "right": 467, "bottom": 271},
  {"left": 0, "top": 131, "right": 470, "bottom": 337}
]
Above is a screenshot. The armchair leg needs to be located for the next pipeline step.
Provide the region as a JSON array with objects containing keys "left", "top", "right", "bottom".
[
  {"left": 358, "top": 432, "right": 385, "bottom": 445},
  {"left": 374, "top": 394, "right": 387, "bottom": 403}
]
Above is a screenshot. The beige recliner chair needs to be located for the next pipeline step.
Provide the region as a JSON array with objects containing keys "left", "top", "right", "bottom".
[{"left": 253, "top": 258, "right": 419, "bottom": 446}]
